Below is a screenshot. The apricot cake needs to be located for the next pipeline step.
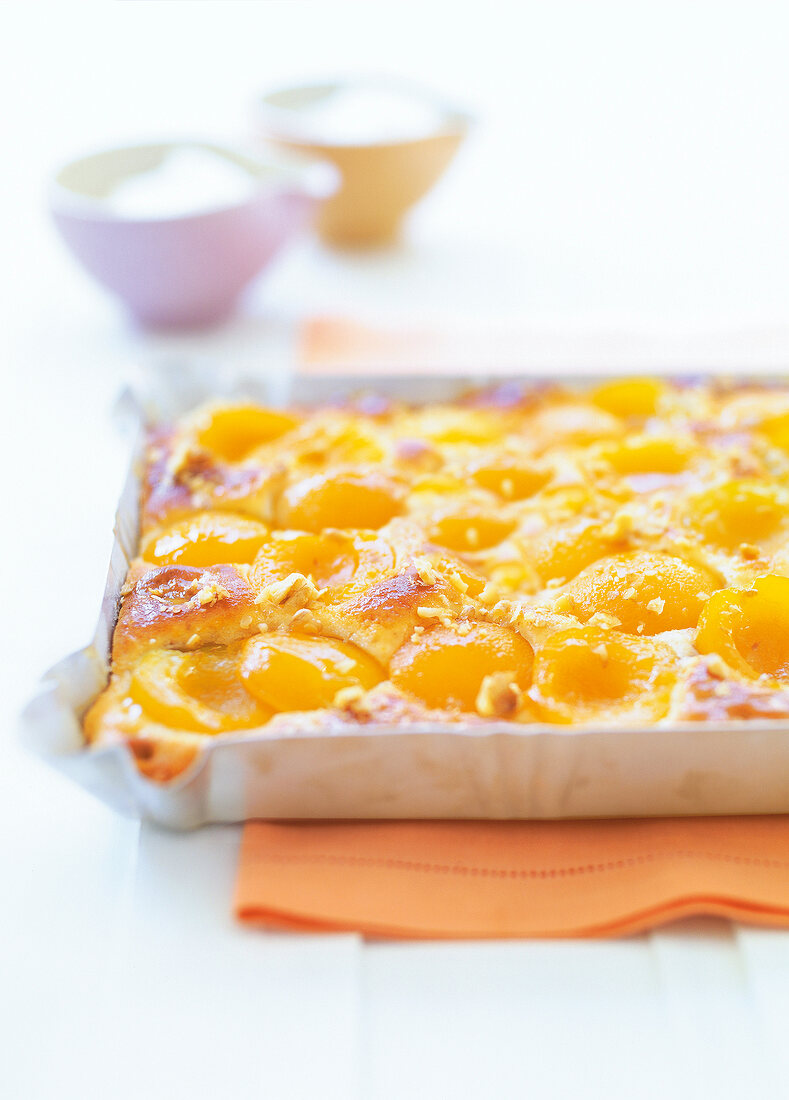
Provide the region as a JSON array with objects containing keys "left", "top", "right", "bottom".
[{"left": 84, "top": 378, "right": 789, "bottom": 781}]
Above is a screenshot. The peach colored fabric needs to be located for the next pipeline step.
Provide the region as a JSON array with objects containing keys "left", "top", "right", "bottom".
[
  {"left": 298, "top": 316, "right": 645, "bottom": 375},
  {"left": 236, "top": 818, "right": 789, "bottom": 939},
  {"left": 299, "top": 317, "right": 443, "bottom": 373}
]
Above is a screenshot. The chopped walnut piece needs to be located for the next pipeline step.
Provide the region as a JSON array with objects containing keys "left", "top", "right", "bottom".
[
  {"left": 601, "top": 510, "right": 635, "bottom": 542},
  {"left": 587, "top": 612, "right": 622, "bottom": 629},
  {"left": 479, "top": 582, "right": 508, "bottom": 607},
  {"left": 704, "top": 653, "right": 730, "bottom": 680},
  {"left": 621, "top": 587, "right": 637, "bottom": 601},
  {"left": 333, "top": 685, "right": 364, "bottom": 707},
  {"left": 446, "top": 568, "right": 469, "bottom": 595},
  {"left": 255, "top": 572, "right": 319, "bottom": 611},
  {"left": 475, "top": 672, "right": 521, "bottom": 718},
  {"left": 646, "top": 597, "right": 665, "bottom": 615},
  {"left": 413, "top": 556, "right": 438, "bottom": 586},
  {"left": 416, "top": 605, "right": 453, "bottom": 627},
  {"left": 739, "top": 543, "right": 761, "bottom": 560},
  {"left": 333, "top": 685, "right": 373, "bottom": 718},
  {"left": 196, "top": 581, "right": 230, "bottom": 607},
  {"left": 290, "top": 608, "right": 320, "bottom": 634}
]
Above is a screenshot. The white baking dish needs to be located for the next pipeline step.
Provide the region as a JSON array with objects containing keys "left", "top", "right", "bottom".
[{"left": 20, "top": 367, "right": 789, "bottom": 827}]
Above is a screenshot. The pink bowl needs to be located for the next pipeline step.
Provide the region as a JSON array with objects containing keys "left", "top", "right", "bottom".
[{"left": 49, "top": 141, "right": 337, "bottom": 329}]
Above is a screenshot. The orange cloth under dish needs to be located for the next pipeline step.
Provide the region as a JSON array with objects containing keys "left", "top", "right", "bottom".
[{"left": 236, "top": 818, "right": 789, "bottom": 939}]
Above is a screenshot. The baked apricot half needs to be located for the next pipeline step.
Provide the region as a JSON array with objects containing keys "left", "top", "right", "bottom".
[
  {"left": 431, "top": 513, "right": 516, "bottom": 553},
  {"left": 531, "top": 626, "right": 677, "bottom": 723},
  {"left": 240, "top": 633, "right": 383, "bottom": 712},
  {"left": 590, "top": 378, "right": 665, "bottom": 419},
  {"left": 389, "top": 621, "right": 533, "bottom": 712},
  {"left": 567, "top": 550, "right": 718, "bottom": 634},
  {"left": 196, "top": 404, "right": 299, "bottom": 461},
  {"left": 758, "top": 409, "right": 789, "bottom": 452},
  {"left": 523, "top": 517, "right": 614, "bottom": 584},
  {"left": 129, "top": 646, "right": 270, "bottom": 733},
  {"left": 470, "top": 461, "right": 550, "bottom": 501},
  {"left": 251, "top": 530, "right": 393, "bottom": 597},
  {"left": 597, "top": 436, "right": 692, "bottom": 477},
  {"left": 278, "top": 470, "right": 405, "bottom": 532},
  {"left": 683, "top": 480, "right": 789, "bottom": 549},
  {"left": 695, "top": 575, "right": 789, "bottom": 681},
  {"left": 141, "top": 512, "right": 269, "bottom": 567},
  {"left": 290, "top": 422, "right": 385, "bottom": 467}
]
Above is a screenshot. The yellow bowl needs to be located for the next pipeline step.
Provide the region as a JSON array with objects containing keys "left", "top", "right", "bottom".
[{"left": 255, "top": 80, "right": 472, "bottom": 246}]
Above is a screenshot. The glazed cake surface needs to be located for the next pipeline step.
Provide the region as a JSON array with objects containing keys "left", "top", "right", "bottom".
[{"left": 84, "top": 379, "right": 789, "bottom": 781}]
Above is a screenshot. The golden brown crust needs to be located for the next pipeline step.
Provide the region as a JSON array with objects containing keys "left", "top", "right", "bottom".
[
  {"left": 337, "top": 564, "right": 467, "bottom": 663},
  {"left": 674, "top": 658, "right": 789, "bottom": 722},
  {"left": 263, "top": 681, "right": 488, "bottom": 733},
  {"left": 85, "top": 382, "right": 789, "bottom": 782},
  {"left": 127, "top": 736, "right": 201, "bottom": 783},
  {"left": 111, "top": 563, "right": 258, "bottom": 668},
  {"left": 142, "top": 428, "right": 283, "bottom": 531}
]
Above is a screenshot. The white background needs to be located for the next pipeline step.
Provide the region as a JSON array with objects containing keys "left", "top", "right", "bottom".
[{"left": 5, "top": 2, "right": 789, "bottom": 1097}]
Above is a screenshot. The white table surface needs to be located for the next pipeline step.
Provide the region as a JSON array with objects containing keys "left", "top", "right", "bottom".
[{"left": 6, "top": 3, "right": 789, "bottom": 1097}]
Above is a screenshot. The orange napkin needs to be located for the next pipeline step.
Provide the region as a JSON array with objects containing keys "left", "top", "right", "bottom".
[
  {"left": 236, "top": 818, "right": 789, "bottom": 939},
  {"left": 299, "top": 316, "right": 547, "bottom": 374}
]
